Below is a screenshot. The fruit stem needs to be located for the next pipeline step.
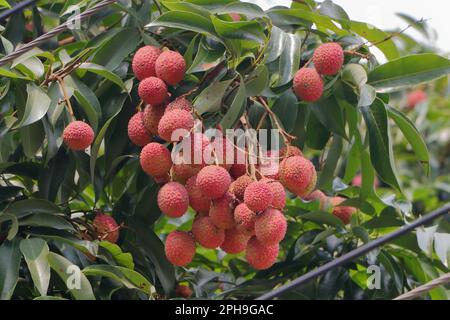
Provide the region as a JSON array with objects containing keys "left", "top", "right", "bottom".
[{"left": 57, "top": 76, "right": 75, "bottom": 122}]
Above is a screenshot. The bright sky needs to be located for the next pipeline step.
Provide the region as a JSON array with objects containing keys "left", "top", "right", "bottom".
[{"left": 247, "top": 0, "right": 450, "bottom": 54}]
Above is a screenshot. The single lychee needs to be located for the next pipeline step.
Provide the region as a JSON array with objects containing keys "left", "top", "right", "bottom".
[
  {"left": 176, "top": 284, "right": 193, "bottom": 298},
  {"left": 293, "top": 68, "right": 323, "bottom": 102},
  {"left": 234, "top": 203, "right": 256, "bottom": 235},
  {"left": 140, "top": 142, "right": 172, "bottom": 177},
  {"left": 165, "top": 97, "right": 192, "bottom": 113},
  {"left": 312, "top": 42, "right": 344, "bottom": 76},
  {"left": 138, "top": 76, "right": 167, "bottom": 106},
  {"left": 196, "top": 165, "right": 232, "bottom": 200},
  {"left": 255, "top": 208, "right": 287, "bottom": 245},
  {"left": 230, "top": 175, "right": 253, "bottom": 201},
  {"left": 155, "top": 50, "right": 186, "bottom": 85},
  {"left": 158, "top": 109, "right": 194, "bottom": 142},
  {"left": 63, "top": 121, "right": 94, "bottom": 151},
  {"left": 279, "top": 156, "right": 317, "bottom": 197},
  {"left": 192, "top": 216, "right": 225, "bottom": 249},
  {"left": 262, "top": 179, "right": 286, "bottom": 209},
  {"left": 93, "top": 213, "right": 120, "bottom": 243},
  {"left": 407, "top": 90, "right": 427, "bottom": 110},
  {"left": 245, "top": 237, "right": 279, "bottom": 270},
  {"left": 303, "top": 190, "right": 329, "bottom": 210},
  {"left": 220, "top": 228, "right": 250, "bottom": 254},
  {"left": 186, "top": 175, "right": 211, "bottom": 214},
  {"left": 132, "top": 46, "right": 161, "bottom": 81},
  {"left": 165, "top": 231, "right": 195, "bottom": 266},
  {"left": 127, "top": 112, "right": 152, "bottom": 147},
  {"left": 331, "top": 196, "right": 356, "bottom": 225},
  {"left": 209, "top": 192, "right": 236, "bottom": 229},
  {"left": 244, "top": 181, "right": 274, "bottom": 213},
  {"left": 143, "top": 103, "right": 166, "bottom": 136},
  {"left": 280, "top": 145, "right": 303, "bottom": 159},
  {"left": 157, "top": 182, "right": 189, "bottom": 218}
]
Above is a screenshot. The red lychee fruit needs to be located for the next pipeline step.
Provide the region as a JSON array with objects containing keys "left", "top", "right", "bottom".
[
  {"left": 244, "top": 181, "right": 274, "bottom": 213},
  {"left": 155, "top": 50, "right": 186, "bottom": 85},
  {"left": 262, "top": 179, "right": 286, "bottom": 210},
  {"left": 255, "top": 208, "right": 287, "bottom": 245},
  {"left": 186, "top": 175, "right": 211, "bottom": 214},
  {"left": 138, "top": 76, "right": 167, "bottom": 106},
  {"left": 331, "top": 196, "right": 356, "bottom": 225},
  {"left": 93, "top": 213, "right": 120, "bottom": 243},
  {"left": 230, "top": 163, "right": 246, "bottom": 179},
  {"left": 234, "top": 203, "right": 256, "bottom": 235},
  {"left": 312, "top": 42, "right": 344, "bottom": 76},
  {"left": 220, "top": 228, "right": 250, "bottom": 254},
  {"left": 279, "top": 156, "right": 317, "bottom": 197},
  {"left": 63, "top": 121, "right": 94, "bottom": 151},
  {"left": 230, "top": 175, "right": 253, "bottom": 201},
  {"left": 165, "top": 97, "right": 192, "bottom": 113},
  {"left": 176, "top": 284, "right": 193, "bottom": 298},
  {"left": 293, "top": 68, "right": 323, "bottom": 102},
  {"left": 143, "top": 103, "right": 166, "bottom": 136},
  {"left": 280, "top": 145, "right": 303, "bottom": 159},
  {"left": 158, "top": 109, "right": 194, "bottom": 142},
  {"left": 196, "top": 165, "right": 232, "bottom": 200},
  {"left": 165, "top": 231, "right": 195, "bottom": 266},
  {"left": 132, "top": 45, "right": 161, "bottom": 81},
  {"left": 157, "top": 182, "right": 189, "bottom": 218},
  {"left": 229, "top": 13, "right": 241, "bottom": 21},
  {"left": 140, "top": 142, "right": 172, "bottom": 177},
  {"left": 407, "top": 90, "right": 427, "bottom": 110},
  {"left": 209, "top": 192, "right": 236, "bottom": 229},
  {"left": 303, "top": 190, "right": 329, "bottom": 210},
  {"left": 245, "top": 237, "right": 279, "bottom": 270},
  {"left": 192, "top": 216, "right": 225, "bottom": 249},
  {"left": 127, "top": 112, "right": 152, "bottom": 147}
]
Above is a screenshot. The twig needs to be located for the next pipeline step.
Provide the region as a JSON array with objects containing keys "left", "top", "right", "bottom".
[{"left": 57, "top": 76, "right": 75, "bottom": 121}]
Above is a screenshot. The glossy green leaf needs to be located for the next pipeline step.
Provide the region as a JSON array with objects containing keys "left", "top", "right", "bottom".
[
  {"left": 14, "top": 84, "right": 51, "bottom": 128},
  {"left": 0, "top": 238, "right": 21, "bottom": 300},
  {"left": 78, "top": 63, "right": 127, "bottom": 92},
  {"left": 19, "top": 238, "right": 50, "bottom": 297},
  {"left": 221, "top": 76, "right": 246, "bottom": 129}
]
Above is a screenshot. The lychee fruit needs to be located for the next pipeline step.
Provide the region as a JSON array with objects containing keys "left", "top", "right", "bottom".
[
  {"left": 230, "top": 175, "right": 253, "bottom": 201},
  {"left": 192, "top": 216, "right": 225, "bottom": 249},
  {"left": 165, "top": 97, "right": 192, "bottom": 113},
  {"left": 165, "top": 231, "right": 195, "bottom": 266},
  {"left": 196, "top": 165, "right": 232, "bottom": 200},
  {"left": 244, "top": 181, "right": 274, "bottom": 213},
  {"left": 93, "top": 213, "right": 119, "bottom": 243},
  {"left": 138, "top": 76, "right": 167, "bottom": 106},
  {"left": 262, "top": 179, "right": 286, "bottom": 209},
  {"left": 312, "top": 42, "right": 344, "bottom": 76},
  {"left": 331, "top": 196, "right": 356, "bottom": 225},
  {"left": 245, "top": 237, "right": 279, "bottom": 270},
  {"left": 155, "top": 50, "right": 186, "bottom": 85},
  {"left": 280, "top": 145, "right": 303, "bottom": 159},
  {"left": 157, "top": 182, "right": 189, "bottom": 218},
  {"left": 63, "top": 121, "right": 94, "bottom": 151},
  {"left": 209, "top": 192, "right": 236, "bottom": 229},
  {"left": 158, "top": 109, "right": 194, "bottom": 142},
  {"left": 293, "top": 68, "right": 323, "bottom": 102},
  {"left": 186, "top": 175, "right": 211, "bottom": 214},
  {"left": 143, "top": 103, "right": 166, "bottom": 136},
  {"left": 176, "top": 284, "right": 193, "bottom": 298},
  {"left": 303, "top": 190, "right": 329, "bottom": 210},
  {"left": 220, "top": 228, "right": 250, "bottom": 254},
  {"left": 234, "top": 203, "right": 256, "bottom": 235},
  {"left": 127, "top": 112, "right": 152, "bottom": 147},
  {"left": 132, "top": 45, "right": 161, "bottom": 81},
  {"left": 407, "top": 90, "right": 427, "bottom": 110},
  {"left": 255, "top": 208, "right": 287, "bottom": 245},
  {"left": 279, "top": 156, "right": 317, "bottom": 197},
  {"left": 140, "top": 142, "right": 172, "bottom": 177},
  {"left": 230, "top": 163, "right": 246, "bottom": 179}
]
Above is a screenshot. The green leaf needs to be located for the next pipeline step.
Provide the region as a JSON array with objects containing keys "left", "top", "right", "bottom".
[
  {"left": 245, "top": 65, "right": 268, "bottom": 96},
  {"left": 47, "top": 252, "right": 95, "bottom": 300},
  {"left": 299, "top": 211, "right": 345, "bottom": 228},
  {"left": 19, "top": 214, "right": 74, "bottom": 231},
  {"left": 5, "top": 199, "right": 61, "bottom": 219},
  {"left": 274, "top": 32, "right": 301, "bottom": 87},
  {"left": 368, "top": 54, "right": 450, "bottom": 90},
  {"left": 212, "top": 2, "right": 267, "bottom": 19},
  {"left": 211, "top": 16, "right": 265, "bottom": 43},
  {"left": 317, "top": 136, "right": 343, "bottom": 188},
  {"left": 220, "top": 76, "right": 246, "bottom": 129},
  {"left": 14, "top": 84, "right": 51, "bottom": 128},
  {"left": 99, "top": 242, "right": 134, "bottom": 270},
  {"left": 0, "top": 67, "right": 29, "bottom": 79},
  {"left": 194, "top": 78, "right": 234, "bottom": 114},
  {"left": 78, "top": 63, "right": 127, "bottom": 92},
  {"left": 310, "top": 96, "right": 347, "bottom": 139},
  {"left": 271, "top": 90, "right": 298, "bottom": 133},
  {"left": 0, "top": 238, "right": 21, "bottom": 300},
  {"left": 19, "top": 238, "right": 50, "bottom": 296},
  {"left": 0, "top": 0, "right": 11, "bottom": 8}
]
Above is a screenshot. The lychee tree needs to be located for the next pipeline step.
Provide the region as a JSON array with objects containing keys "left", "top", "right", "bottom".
[{"left": 0, "top": 0, "right": 450, "bottom": 300}]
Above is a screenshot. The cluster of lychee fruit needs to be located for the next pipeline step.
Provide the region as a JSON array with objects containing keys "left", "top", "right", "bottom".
[{"left": 293, "top": 42, "right": 344, "bottom": 102}]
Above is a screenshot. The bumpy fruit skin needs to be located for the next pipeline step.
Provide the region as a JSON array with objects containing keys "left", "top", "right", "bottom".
[
  {"left": 143, "top": 103, "right": 166, "bottom": 136},
  {"left": 280, "top": 146, "right": 303, "bottom": 159},
  {"left": 255, "top": 208, "right": 287, "bottom": 245},
  {"left": 186, "top": 175, "right": 211, "bottom": 214},
  {"left": 63, "top": 121, "right": 94, "bottom": 151},
  {"left": 303, "top": 190, "right": 329, "bottom": 210},
  {"left": 140, "top": 142, "right": 172, "bottom": 177},
  {"left": 155, "top": 50, "right": 186, "bottom": 85},
  {"left": 165, "top": 231, "right": 195, "bottom": 266},
  {"left": 293, "top": 68, "right": 323, "bottom": 102},
  {"left": 246, "top": 237, "right": 279, "bottom": 270},
  {"left": 312, "top": 42, "right": 344, "bottom": 75},
  {"left": 192, "top": 216, "right": 225, "bottom": 249},
  {"left": 132, "top": 46, "right": 161, "bottom": 80},
  {"left": 93, "top": 214, "right": 119, "bottom": 243},
  {"left": 166, "top": 97, "right": 192, "bottom": 113},
  {"left": 280, "top": 156, "right": 317, "bottom": 197},
  {"left": 158, "top": 109, "right": 194, "bottom": 142},
  {"left": 262, "top": 179, "right": 286, "bottom": 209},
  {"left": 244, "top": 181, "right": 274, "bottom": 213},
  {"left": 127, "top": 112, "right": 152, "bottom": 147},
  {"left": 331, "top": 196, "right": 356, "bottom": 225},
  {"left": 230, "top": 175, "right": 253, "bottom": 201},
  {"left": 220, "top": 228, "right": 250, "bottom": 254},
  {"left": 157, "top": 182, "right": 189, "bottom": 218},
  {"left": 407, "top": 90, "right": 427, "bottom": 110},
  {"left": 197, "top": 165, "right": 232, "bottom": 200},
  {"left": 234, "top": 203, "right": 256, "bottom": 235},
  {"left": 176, "top": 284, "right": 193, "bottom": 298},
  {"left": 138, "top": 76, "right": 167, "bottom": 106},
  {"left": 210, "top": 192, "right": 236, "bottom": 229}
]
